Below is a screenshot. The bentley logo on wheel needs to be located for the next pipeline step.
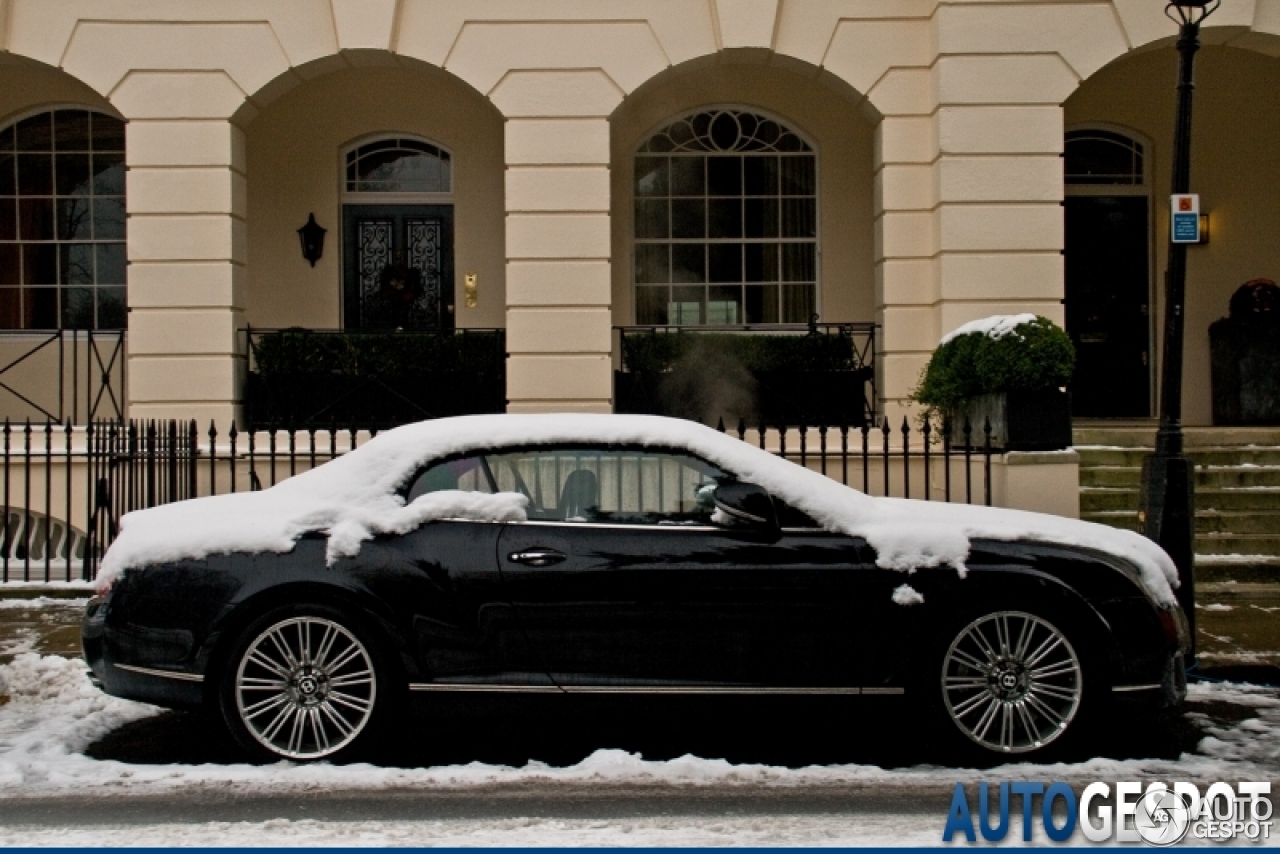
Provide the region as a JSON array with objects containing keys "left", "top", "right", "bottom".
[{"left": 1135, "top": 789, "right": 1192, "bottom": 846}]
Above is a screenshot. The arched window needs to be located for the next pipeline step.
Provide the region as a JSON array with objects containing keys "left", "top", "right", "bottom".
[
  {"left": 1065, "top": 129, "right": 1144, "bottom": 185},
  {"left": 0, "top": 108, "right": 126, "bottom": 329},
  {"left": 634, "top": 109, "right": 817, "bottom": 326},
  {"left": 345, "top": 138, "right": 451, "bottom": 195}
]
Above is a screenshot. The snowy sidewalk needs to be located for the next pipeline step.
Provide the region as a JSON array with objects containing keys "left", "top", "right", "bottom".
[{"left": 0, "top": 585, "right": 1277, "bottom": 846}]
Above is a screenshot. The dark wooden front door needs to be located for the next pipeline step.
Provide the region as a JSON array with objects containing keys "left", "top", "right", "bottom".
[
  {"left": 342, "top": 204, "right": 454, "bottom": 331},
  {"left": 1064, "top": 195, "right": 1151, "bottom": 417}
]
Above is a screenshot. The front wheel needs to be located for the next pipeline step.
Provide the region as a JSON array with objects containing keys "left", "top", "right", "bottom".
[
  {"left": 939, "top": 610, "right": 1085, "bottom": 756},
  {"left": 219, "top": 606, "right": 384, "bottom": 762}
]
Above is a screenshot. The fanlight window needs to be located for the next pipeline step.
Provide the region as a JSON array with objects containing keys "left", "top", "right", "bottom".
[
  {"left": 1065, "top": 130, "right": 1144, "bottom": 185},
  {"left": 0, "top": 109, "right": 127, "bottom": 329},
  {"left": 634, "top": 110, "right": 817, "bottom": 326},
  {"left": 345, "top": 138, "right": 451, "bottom": 194}
]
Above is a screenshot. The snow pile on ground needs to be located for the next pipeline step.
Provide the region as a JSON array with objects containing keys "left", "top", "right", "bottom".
[
  {"left": 891, "top": 584, "right": 924, "bottom": 606},
  {"left": 940, "top": 313, "right": 1039, "bottom": 346},
  {"left": 98, "top": 414, "right": 1179, "bottom": 606},
  {"left": 1, "top": 654, "right": 1278, "bottom": 799},
  {"left": 0, "top": 654, "right": 162, "bottom": 789}
]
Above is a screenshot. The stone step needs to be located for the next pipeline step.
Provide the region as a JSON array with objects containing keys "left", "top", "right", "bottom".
[
  {"left": 1075, "top": 446, "right": 1280, "bottom": 468},
  {"left": 1193, "top": 556, "right": 1280, "bottom": 584},
  {"left": 1195, "top": 534, "right": 1280, "bottom": 556},
  {"left": 1079, "top": 465, "right": 1280, "bottom": 489},
  {"left": 1073, "top": 426, "right": 1280, "bottom": 449},
  {"left": 1081, "top": 487, "right": 1280, "bottom": 514},
  {"left": 1081, "top": 509, "right": 1280, "bottom": 536},
  {"left": 1081, "top": 510, "right": 1141, "bottom": 532},
  {"left": 1196, "top": 510, "right": 1280, "bottom": 535}
]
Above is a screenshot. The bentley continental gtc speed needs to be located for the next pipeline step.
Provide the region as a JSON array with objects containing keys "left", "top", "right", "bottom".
[{"left": 83, "top": 414, "right": 1189, "bottom": 762}]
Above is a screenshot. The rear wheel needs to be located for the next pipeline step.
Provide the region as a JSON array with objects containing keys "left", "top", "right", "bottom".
[
  {"left": 939, "top": 610, "right": 1085, "bottom": 756},
  {"left": 219, "top": 605, "right": 385, "bottom": 762}
]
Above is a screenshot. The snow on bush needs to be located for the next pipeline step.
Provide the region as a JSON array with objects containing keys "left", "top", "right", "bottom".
[
  {"left": 98, "top": 414, "right": 1178, "bottom": 606},
  {"left": 891, "top": 584, "right": 924, "bottom": 606},
  {"left": 940, "top": 313, "right": 1040, "bottom": 346}
]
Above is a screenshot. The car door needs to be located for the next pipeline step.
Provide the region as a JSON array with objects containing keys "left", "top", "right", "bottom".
[
  {"left": 489, "top": 446, "right": 875, "bottom": 691},
  {"left": 386, "top": 453, "right": 552, "bottom": 688}
]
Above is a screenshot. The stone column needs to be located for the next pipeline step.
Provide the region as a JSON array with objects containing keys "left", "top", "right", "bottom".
[
  {"left": 870, "top": 68, "right": 939, "bottom": 425},
  {"left": 495, "top": 71, "right": 618, "bottom": 413},
  {"left": 123, "top": 89, "right": 246, "bottom": 425}
]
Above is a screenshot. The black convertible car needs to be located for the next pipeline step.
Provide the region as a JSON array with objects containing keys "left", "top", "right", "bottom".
[{"left": 83, "top": 414, "right": 1188, "bottom": 763}]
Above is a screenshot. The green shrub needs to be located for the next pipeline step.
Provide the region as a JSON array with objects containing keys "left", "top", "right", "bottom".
[
  {"left": 250, "top": 328, "right": 505, "bottom": 377},
  {"left": 912, "top": 315, "right": 1074, "bottom": 412},
  {"left": 621, "top": 331, "right": 857, "bottom": 374}
]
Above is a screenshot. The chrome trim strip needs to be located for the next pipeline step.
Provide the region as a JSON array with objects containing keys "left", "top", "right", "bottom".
[
  {"left": 565, "top": 685, "right": 862, "bottom": 695},
  {"left": 1112, "top": 683, "right": 1162, "bottom": 693},
  {"left": 515, "top": 520, "right": 720, "bottom": 532},
  {"left": 114, "top": 662, "right": 204, "bottom": 683},
  {"left": 409, "top": 683, "right": 562, "bottom": 693},
  {"left": 409, "top": 682, "right": 869, "bottom": 696}
]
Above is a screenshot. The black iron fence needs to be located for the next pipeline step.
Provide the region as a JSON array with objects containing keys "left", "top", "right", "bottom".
[
  {"left": 3, "top": 413, "right": 994, "bottom": 583},
  {"left": 0, "top": 329, "right": 126, "bottom": 423},
  {"left": 242, "top": 327, "right": 507, "bottom": 430},
  {"left": 615, "top": 322, "right": 876, "bottom": 426}
]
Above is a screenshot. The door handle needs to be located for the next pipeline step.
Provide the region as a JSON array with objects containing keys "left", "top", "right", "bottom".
[{"left": 507, "top": 548, "right": 566, "bottom": 567}]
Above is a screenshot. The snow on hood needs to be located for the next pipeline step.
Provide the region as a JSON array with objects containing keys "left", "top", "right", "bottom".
[{"left": 97, "top": 414, "right": 1178, "bottom": 605}]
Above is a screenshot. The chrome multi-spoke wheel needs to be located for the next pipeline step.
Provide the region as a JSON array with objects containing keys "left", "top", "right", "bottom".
[
  {"left": 941, "top": 611, "right": 1083, "bottom": 754},
  {"left": 233, "top": 616, "right": 377, "bottom": 760}
]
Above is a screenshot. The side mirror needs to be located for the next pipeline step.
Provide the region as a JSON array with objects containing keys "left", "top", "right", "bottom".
[{"left": 713, "top": 481, "right": 779, "bottom": 531}]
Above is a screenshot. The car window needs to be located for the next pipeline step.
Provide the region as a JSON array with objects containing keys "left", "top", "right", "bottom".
[
  {"left": 406, "top": 454, "right": 494, "bottom": 503},
  {"left": 483, "top": 448, "right": 728, "bottom": 525}
]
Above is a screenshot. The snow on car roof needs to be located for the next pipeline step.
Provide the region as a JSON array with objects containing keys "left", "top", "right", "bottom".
[{"left": 97, "top": 414, "right": 1178, "bottom": 605}]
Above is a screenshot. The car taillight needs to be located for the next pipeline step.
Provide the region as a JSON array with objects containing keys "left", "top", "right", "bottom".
[
  {"left": 1157, "top": 606, "right": 1187, "bottom": 648},
  {"left": 94, "top": 575, "right": 115, "bottom": 598}
]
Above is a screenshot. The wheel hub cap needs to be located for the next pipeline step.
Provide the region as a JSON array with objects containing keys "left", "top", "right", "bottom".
[
  {"left": 234, "top": 616, "right": 377, "bottom": 760},
  {"left": 942, "top": 611, "right": 1083, "bottom": 754}
]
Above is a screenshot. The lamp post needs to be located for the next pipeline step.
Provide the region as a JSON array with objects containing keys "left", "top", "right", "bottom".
[{"left": 1140, "top": 0, "right": 1218, "bottom": 659}]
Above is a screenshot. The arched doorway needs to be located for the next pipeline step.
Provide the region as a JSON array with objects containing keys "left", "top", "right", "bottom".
[
  {"left": 1063, "top": 126, "right": 1153, "bottom": 418},
  {"left": 341, "top": 136, "right": 455, "bottom": 331}
]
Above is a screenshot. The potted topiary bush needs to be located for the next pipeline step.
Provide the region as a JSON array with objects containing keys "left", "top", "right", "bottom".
[{"left": 913, "top": 314, "right": 1075, "bottom": 451}]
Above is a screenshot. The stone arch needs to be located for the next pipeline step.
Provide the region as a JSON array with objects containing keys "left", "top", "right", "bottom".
[
  {"left": 241, "top": 54, "right": 505, "bottom": 332},
  {"left": 1064, "top": 38, "right": 1280, "bottom": 425}
]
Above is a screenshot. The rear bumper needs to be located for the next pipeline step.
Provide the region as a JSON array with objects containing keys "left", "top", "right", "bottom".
[{"left": 1111, "top": 650, "right": 1186, "bottom": 709}]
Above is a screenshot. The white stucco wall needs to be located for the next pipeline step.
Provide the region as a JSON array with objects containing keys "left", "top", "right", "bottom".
[{"left": 0, "top": 0, "right": 1276, "bottom": 428}]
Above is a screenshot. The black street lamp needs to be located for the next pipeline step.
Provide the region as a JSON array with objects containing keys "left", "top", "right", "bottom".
[{"left": 1140, "top": 0, "right": 1219, "bottom": 658}]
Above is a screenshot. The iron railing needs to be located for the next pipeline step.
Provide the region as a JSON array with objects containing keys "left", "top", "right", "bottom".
[
  {"left": 2, "top": 413, "right": 994, "bottom": 582},
  {"left": 0, "top": 330, "right": 126, "bottom": 423},
  {"left": 615, "top": 321, "right": 876, "bottom": 426},
  {"left": 241, "top": 327, "right": 507, "bottom": 430}
]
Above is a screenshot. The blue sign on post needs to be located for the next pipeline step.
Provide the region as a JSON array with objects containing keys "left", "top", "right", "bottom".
[{"left": 1171, "top": 193, "right": 1201, "bottom": 244}]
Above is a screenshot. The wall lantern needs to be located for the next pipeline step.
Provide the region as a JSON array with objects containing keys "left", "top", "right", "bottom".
[{"left": 297, "top": 213, "right": 327, "bottom": 267}]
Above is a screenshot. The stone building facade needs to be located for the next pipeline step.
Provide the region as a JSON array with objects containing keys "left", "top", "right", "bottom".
[{"left": 0, "top": 0, "right": 1277, "bottom": 429}]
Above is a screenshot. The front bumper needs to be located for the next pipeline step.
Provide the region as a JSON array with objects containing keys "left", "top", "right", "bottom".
[{"left": 82, "top": 592, "right": 206, "bottom": 709}]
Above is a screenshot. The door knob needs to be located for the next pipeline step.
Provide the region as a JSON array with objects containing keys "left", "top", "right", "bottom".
[{"left": 507, "top": 549, "right": 566, "bottom": 567}]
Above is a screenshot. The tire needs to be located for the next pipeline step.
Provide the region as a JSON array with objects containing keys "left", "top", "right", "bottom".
[
  {"left": 217, "top": 603, "right": 393, "bottom": 762},
  {"left": 933, "top": 609, "right": 1091, "bottom": 760}
]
